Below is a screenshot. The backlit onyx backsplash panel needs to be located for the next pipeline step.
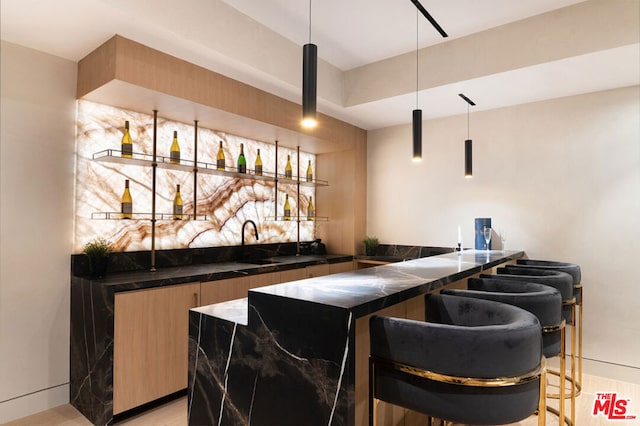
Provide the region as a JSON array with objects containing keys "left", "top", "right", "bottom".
[{"left": 74, "top": 100, "right": 315, "bottom": 252}]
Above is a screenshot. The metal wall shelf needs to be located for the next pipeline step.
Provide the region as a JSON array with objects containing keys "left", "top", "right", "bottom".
[
  {"left": 268, "top": 215, "right": 328, "bottom": 222},
  {"left": 277, "top": 176, "right": 328, "bottom": 187},
  {"left": 94, "top": 149, "right": 328, "bottom": 186},
  {"left": 91, "top": 114, "right": 329, "bottom": 269},
  {"left": 91, "top": 212, "right": 208, "bottom": 221}
]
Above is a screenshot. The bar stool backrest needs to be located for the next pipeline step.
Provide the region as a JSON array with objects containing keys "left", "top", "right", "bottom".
[
  {"left": 516, "top": 259, "right": 581, "bottom": 284},
  {"left": 491, "top": 267, "right": 574, "bottom": 300},
  {"left": 369, "top": 294, "right": 544, "bottom": 425},
  {"left": 444, "top": 278, "right": 563, "bottom": 358}
]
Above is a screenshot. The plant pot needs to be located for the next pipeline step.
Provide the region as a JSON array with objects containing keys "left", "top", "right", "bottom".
[{"left": 365, "top": 245, "right": 378, "bottom": 256}]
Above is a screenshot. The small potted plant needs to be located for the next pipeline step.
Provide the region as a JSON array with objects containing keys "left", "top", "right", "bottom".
[
  {"left": 363, "top": 236, "right": 380, "bottom": 256},
  {"left": 83, "top": 237, "right": 112, "bottom": 278}
]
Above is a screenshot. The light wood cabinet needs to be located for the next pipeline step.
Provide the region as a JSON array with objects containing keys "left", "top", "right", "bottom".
[
  {"left": 247, "top": 261, "right": 352, "bottom": 289},
  {"left": 280, "top": 268, "right": 307, "bottom": 283},
  {"left": 330, "top": 261, "right": 354, "bottom": 274},
  {"left": 201, "top": 276, "right": 250, "bottom": 306},
  {"left": 305, "top": 264, "right": 331, "bottom": 278},
  {"left": 113, "top": 282, "right": 200, "bottom": 414},
  {"left": 249, "top": 271, "right": 281, "bottom": 288},
  {"left": 110, "top": 261, "right": 351, "bottom": 415},
  {"left": 355, "top": 259, "right": 391, "bottom": 269}
]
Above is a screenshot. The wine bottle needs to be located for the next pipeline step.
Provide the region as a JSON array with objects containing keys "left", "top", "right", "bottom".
[
  {"left": 173, "top": 184, "right": 183, "bottom": 220},
  {"left": 285, "top": 155, "right": 293, "bottom": 180},
  {"left": 216, "top": 141, "right": 225, "bottom": 171},
  {"left": 121, "top": 179, "right": 132, "bottom": 219},
  {"left": 170, "top": 130, "right": 180, "bottom": 164},
  {"left": 307, "top": 196, "right": 315, "bottom": 220},
  {"left": 284, "top": 194, "right": 291, "bottom": 220},
  {"left": 121, "top": 120, "right": 133, "bottom": 158},
  {"left": 255, "top": 148, "right": 263, "bottom": 176},
  {"left": 237, "top": 143, "right": 246, "bottom": 173},
  {"left": 306, "top": 160, "right": 313, "bottom": 182}
]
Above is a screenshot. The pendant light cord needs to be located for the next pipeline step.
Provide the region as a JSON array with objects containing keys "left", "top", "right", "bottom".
[
  {"left": 308, "top": 0, "right": 312, "bottom": 43},
  {"left": 467, "top": 103, "right": 470, "bottom": 139},
  {"left": 416, "top": 10, "right": 419, "bottom": 109}
]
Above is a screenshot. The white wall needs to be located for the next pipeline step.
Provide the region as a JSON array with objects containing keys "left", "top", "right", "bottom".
[
  {"left": 0, "top": 41, "right": 77, "bottom": 422},
  {"left": 367, "top": 86, "right": 640, "bottom": 376}
]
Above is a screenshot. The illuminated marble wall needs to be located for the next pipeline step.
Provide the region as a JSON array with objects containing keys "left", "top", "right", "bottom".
[{"left": 74, "top": 101, "right": 316, "bottom": 252}]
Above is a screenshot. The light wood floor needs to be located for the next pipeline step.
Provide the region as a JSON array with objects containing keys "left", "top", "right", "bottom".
[{"left": 5, "top": 372, "right": 639, "bottom": 425}]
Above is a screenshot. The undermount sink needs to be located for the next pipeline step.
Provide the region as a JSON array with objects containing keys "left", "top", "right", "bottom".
[{"left": 238, "top": 258, "right": 283, "bottom": 265}]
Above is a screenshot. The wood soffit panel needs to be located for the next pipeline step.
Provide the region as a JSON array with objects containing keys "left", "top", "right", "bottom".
[{"left": 77, "top": 35, "right": 365, "bottom": 153}]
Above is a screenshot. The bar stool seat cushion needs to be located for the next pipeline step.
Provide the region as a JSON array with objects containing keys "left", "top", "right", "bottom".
[
  {"left": 370, "top": 294, "right": 543, "bottom": 424},
  {"left": 443, "top": 278, "right": 563, "bottom": 358}
]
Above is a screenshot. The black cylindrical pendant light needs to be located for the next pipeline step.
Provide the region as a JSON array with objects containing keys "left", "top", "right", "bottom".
[
  {"left": 413, "top": 109, "right": 422, "bottom": 160},
  {"left": 409, "top": 1, "right": 447, "bottom": 161},
  {"left": 465, "top": 139, "right": 473, "bottom": 177},
  {"left": 459, "top": 93, "right": 476, "bottom": 178},
  {"left": 302, "top": 43, "right": 317, "bottom": 128}
]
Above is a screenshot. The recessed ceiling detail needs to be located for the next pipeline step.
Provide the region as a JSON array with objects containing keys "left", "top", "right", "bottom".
[{"left": 1, "top": 0, "right": 637, "bottom": 130}]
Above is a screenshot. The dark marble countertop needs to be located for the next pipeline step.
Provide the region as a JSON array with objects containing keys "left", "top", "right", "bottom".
[
  {"left": 78, "top": 254, "right": 353, "bottom": 292},
  {"left": 249, "top": 249, "right": 524, "bottom": 318},
  {"left": 187, "top": 249, "right": 524, "bottom": 424}
]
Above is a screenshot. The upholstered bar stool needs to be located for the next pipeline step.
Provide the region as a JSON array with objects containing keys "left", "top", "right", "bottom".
[
  {"left": 369, "top": 294, "right": 546, "bottom": 426},
  {"left": 506, "top": 263, "right": 582, "bottom": 402},
  {"left": 443, "top": 278, "right": 568, "bottom": 425},
  {"left": 490, "top": 266, "right": 577, "bottom": 422},
  {"left": 516, "top": 259, "right": 583, "bottom": 396}
]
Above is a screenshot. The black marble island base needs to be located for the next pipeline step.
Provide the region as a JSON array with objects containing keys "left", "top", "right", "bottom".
[
  {"left": 188, "top": 250, "right": 523, "bottom": 425},
  {"left": 188, "top": 297, "right": 353, "bottom": 425},
  {"left": 69, "top": 248, "right": 351, "bottom": 425}
]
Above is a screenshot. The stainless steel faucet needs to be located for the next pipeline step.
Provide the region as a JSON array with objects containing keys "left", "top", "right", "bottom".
[{"left": 241, "top": 219, "right": 259, "bottom": 247}]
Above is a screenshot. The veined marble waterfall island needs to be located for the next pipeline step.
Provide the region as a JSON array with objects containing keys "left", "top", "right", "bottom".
[{"left": 187, "top": 250, "right": 524, "bottom": 425}]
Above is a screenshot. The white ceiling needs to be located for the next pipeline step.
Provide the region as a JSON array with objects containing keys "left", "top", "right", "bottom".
[
  {"left": 1, "top": 0, "right": 638, "bottom": 131},
  {"left": 221, "top": 0, "right": 587, "bottom": 70}
]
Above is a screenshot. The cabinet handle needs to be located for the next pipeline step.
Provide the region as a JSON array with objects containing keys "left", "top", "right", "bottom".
[{"left": 193, "top": 292, "right": 199, "bottom": 307}]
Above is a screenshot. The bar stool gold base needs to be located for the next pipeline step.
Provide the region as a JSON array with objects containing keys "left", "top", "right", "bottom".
[
  {"left": 547, "top": 301, "right": 576, "bottom": 426},
  {"left": 549, "top": 284, "right": 584, "bottom": 400},
  {"left": 551, "top": 283, "right": 584, "bottom": 403},
  {"left": 547, "top": 369, "right": 582, "bottom": 398}
]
